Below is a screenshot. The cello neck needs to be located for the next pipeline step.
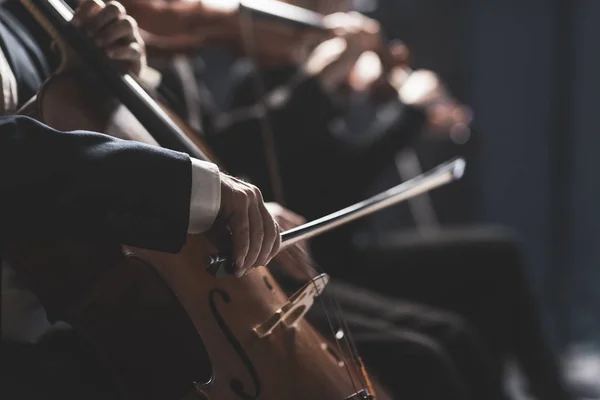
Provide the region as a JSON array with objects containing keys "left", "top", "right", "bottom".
[{"left": 20, "top": 0, "right": 208, "bottom": 160}]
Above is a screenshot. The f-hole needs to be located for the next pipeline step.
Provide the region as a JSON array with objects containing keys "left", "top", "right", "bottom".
[{"left": 263, "top": 276, "right": 274, "bottom": 292}]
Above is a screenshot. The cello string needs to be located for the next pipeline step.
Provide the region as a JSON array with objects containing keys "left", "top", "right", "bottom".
[
  {"left": 308, "top": 257, "right": 373, "bottom": 392},
  {"left": 277, "top": 245, "right": 368, "bottom": 393},
  {"left": 276, "top": 235, "right": 374, "bottom": 394}
]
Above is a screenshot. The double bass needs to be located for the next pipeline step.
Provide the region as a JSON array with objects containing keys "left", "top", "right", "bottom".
[{"left": 4, "top": 1, "right": 464, "bottom": 399}]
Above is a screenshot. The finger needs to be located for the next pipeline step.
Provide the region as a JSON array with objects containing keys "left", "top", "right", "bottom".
[
  {"left": 346, "top": 11, "right": 366, "bottom": 27},
  {"left": 344, "top": 12, "right": 363, "bottom": 33},
  {"left": 254, "top": 200, "right": 279, "bottom": 268},
  {"left": 104, "top": 41, "right": 140, "bottom": 59},
  {"left": 104, "top": 45, "right": 143, "bottom": 74},
  {"left": 322, "top": 12, "right": 348, "bottom": 29},
  {"left": 266, "top": 222, "right": 281, "bottom": 265},
  {"left": 87, "top": 1, "right": 125, "bottom": 35},
  {"left": 95, "top": 16, "right": 136, "bottom": 47},
  {"left": 71, "top": 0, "right": 102, "bottom": 28},
  {"left": 242, "top": 192, "right": 264, "bottom": 272},
  {"left": 323, "top": 12, "right": 353, "bottom": 36},
  {"left": 349, "top": 11, "right": 378, "bottom": 34},
  {"left": 349, "top": 51, "right": 381, "bottom": 90},
  {"left": 229, "top": 207, "right": 251, "bottom": 277}
]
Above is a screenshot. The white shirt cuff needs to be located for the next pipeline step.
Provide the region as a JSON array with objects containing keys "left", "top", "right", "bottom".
[{"left": 188, "top": 158, "right": 221, "bottom": 234}]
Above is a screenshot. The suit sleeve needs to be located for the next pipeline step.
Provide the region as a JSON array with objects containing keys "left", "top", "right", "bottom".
[{"left": 0, "top": 115, "right": 194, "bottom": 253}]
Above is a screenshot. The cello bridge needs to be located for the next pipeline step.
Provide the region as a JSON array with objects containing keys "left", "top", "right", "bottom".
[{"left": 253, "top": 274, "right": 329, "bottom": 338}]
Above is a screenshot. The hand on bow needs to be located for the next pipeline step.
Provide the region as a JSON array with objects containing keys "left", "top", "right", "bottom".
[
  {"left": 72, "top": 0, "right": 147, "bottom": 76},
  {"left": 217, "top": 175, "right": 281, "bottom": 277},
  {"left": 264, "top": 203, "right": 317, "bottom": 281}
]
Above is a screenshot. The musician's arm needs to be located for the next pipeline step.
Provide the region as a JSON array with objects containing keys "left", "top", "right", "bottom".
[
  {"left": 0, "top": 115, "right": 221, "bottom": 253},
  {"left": 119, "top": 0, "right": 237, "bottom": 55}
]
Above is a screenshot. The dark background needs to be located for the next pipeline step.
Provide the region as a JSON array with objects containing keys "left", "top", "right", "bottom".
[{"left": 364, "top": 0, "right": 600, "bottom": 352}]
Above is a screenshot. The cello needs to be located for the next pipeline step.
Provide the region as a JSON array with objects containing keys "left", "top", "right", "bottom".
[{"left": 4, "top": 1, "right": 463, "bottom": 399}]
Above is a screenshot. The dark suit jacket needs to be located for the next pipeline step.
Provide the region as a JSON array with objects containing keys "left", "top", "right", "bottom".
[{"left": 0, "top": 115, "right": 193, "bottom": 254}]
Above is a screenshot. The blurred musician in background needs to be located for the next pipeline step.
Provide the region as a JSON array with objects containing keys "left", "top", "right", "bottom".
[{"left": 111, "top": 1, "right": 572, "bottom": 399}]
